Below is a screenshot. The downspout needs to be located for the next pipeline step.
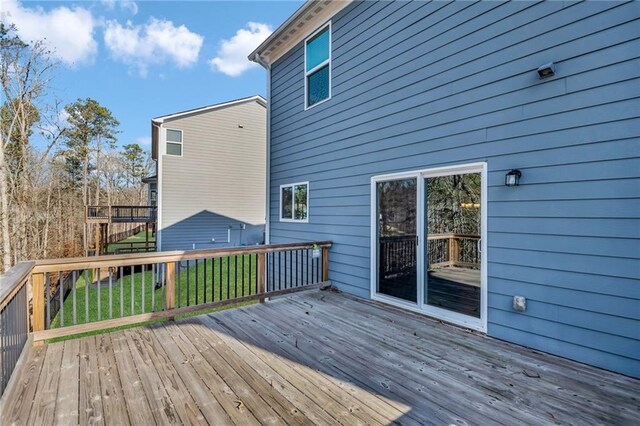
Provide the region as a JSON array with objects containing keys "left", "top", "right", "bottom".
[
  {"left": 151, "top": 120, "right": 163, "bottom": 251},
  {"left": 254, "top": 53, "right": 271, "bottom": 244}
]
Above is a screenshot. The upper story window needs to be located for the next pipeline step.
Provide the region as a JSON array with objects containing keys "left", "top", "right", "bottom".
[
  {"left": 166, "top": 128, "right": 183, "bottom": 156},
  {"left": 305, "top": 23, "right": 331, "bottom": 109},
  {"left": 280, "top": 182, "right": 309, "bottom": 222}
]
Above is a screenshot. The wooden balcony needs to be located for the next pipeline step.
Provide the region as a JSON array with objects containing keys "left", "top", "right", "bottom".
[
  {"left": 1, "top": 242, "right": 639, "bottom": 425},
  {"left": 85, "top": 205, "right": 156, "bottom": 224}
]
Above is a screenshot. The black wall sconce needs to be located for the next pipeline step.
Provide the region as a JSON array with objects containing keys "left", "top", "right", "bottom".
[
  {"left": 505, "top": 169, "right": 522, "bottom": 187},
  {"left": 537, "top": 62, "right": 556, "bottom": 79}
]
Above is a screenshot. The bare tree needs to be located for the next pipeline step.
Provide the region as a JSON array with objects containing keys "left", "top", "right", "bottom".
[{"left": 0, "top": 23, "right": 57, "bottom": 271}]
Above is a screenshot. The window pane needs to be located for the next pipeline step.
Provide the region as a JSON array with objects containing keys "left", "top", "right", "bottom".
[
  {"left": 281, "top": 186, "right": 293, "bottom": 219},
  {"left": 294, "top": 184, "right": 308, "bottom": 220},
  {"left": 306, "top": 27, "right": 329, "bottom": 71},
  {"left": 166, "top": 142, "right": 182, "bottom": 156},
  {"left": 166, "top": 129, "right": 182, "bottom": 142},
  {"left": 307, "top": 65, "right": 330, "bottom": 107}
]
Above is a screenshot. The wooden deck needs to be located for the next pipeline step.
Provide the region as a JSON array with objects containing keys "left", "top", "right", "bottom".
[{"left": 2, "top": 290, "right": 638, "bottom": 425}]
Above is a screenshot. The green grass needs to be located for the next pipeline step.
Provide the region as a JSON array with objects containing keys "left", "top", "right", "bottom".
[
  {"left": 50, "top": 254, "right": 258, "bottom": 333},
  {"left": 106, "top": 231, "right": 156, "bottom": 254}
]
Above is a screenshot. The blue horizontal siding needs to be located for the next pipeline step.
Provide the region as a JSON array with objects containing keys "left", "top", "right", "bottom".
[{"left": 267, "top": 0, "right": 640, "bottom": 377}]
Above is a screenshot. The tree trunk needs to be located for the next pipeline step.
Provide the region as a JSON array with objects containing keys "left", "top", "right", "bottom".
[{"left": 0, "top": 139, "right": 13, "bottom": 272}]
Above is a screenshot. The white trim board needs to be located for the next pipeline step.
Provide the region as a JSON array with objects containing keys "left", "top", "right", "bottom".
[
  {"left": 153, "top": 96, "right": 266, "bottom": 123},
  {"left": 369, "top": 162, "right": 488, "bottom": 333}
]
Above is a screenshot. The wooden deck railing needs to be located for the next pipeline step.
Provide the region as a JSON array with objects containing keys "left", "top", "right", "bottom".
[
  {"left": 86, "top": 205, "right": 157, "bottom": 223},
  {"left": 379, "top": 234, "right": 480, "bottom": 278},
  {"left": 0, "top": 241, "right": 331, "bottom": 397},
  {"left": 0, "top": 261, "right": 34, "bottom": 396},
  {"left": 109, "top": 241, "right": 157, "bottom": 254}
]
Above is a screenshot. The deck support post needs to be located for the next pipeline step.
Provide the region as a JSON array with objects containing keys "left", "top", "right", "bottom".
[
  {"left": 165, "top": 262, "right": 176, "bottom": 319},
  {"left": 31, "top": 273, "right": 45, "bottom": 336},
  {"left": 322, "top": 247, "right": 329, "bottom": 282},
  {"left": 257, "top": 252, "right": 266, "bottom": 302}
]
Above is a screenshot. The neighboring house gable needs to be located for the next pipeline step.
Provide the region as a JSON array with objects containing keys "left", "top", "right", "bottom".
[
  {"left": 251, "top": 1, "right": 640, "bottom": 378},
  {"left": 152, "top": 96, "right": 267, "bottom": 250}
]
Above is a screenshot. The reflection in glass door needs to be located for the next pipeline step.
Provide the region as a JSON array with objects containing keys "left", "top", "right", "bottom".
[
  {"left": 376, "top": 178, "right": 417, "bottom": 303},
  {"left": 425, "top": 173, "right": 481, "bottom": 317}
]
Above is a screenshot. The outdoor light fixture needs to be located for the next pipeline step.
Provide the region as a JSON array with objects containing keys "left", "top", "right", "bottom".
[
  {"left": 505, "top": 169, "right": 522, "bottom": 187},
  {"left": 537, "top": 62, "right": 556, "bottom": 79}
]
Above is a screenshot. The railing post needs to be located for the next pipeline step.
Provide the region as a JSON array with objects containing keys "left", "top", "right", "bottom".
[
  {"left": 449, "top": 237, "right": 459, "bottom": 267},
  {"left": 257, "top": 252, "right": 266, "bottom": 302},
  {"left": 165, "top": 262, "right": 175, "bottom": 317},
  {"left": 31, "top": 273, "right": 45, "bottom": 333},
  {"left": 322, "top": 247, "right": 329, "bottom": 282}
]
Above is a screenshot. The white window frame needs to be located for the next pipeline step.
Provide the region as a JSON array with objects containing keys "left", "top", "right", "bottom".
[
  {"left": 279, "top": 181, "right": 309, "bottom": 223},
  {"left": 369, "top": 162, "right": 488, "bottom": 333},
  {"left": 304, "top": 21, "right": 332, "bottom": 110},
  {"left": 165, "top": 128, "right": 183, "bottom": 157}
]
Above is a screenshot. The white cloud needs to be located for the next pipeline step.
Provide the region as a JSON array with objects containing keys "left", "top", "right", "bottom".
[
  {"left": 209, "top": 22, "right": 272, "bottom": 77},
  {"left": 0, "top": 0, "right": 97, "bottom": 65},
  {"left": 104, "top": 18, "right": 204, "bottom": 77},
  {"left": 101, "top": 0, "right": 138, "bottom": 15}
]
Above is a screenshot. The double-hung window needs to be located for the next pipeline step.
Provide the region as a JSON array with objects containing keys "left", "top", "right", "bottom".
[
  {"left": 166, "top": 128, "right": 183, "bottom": 156},
  {"left": 280, "top": 182, "right": 309, "bottom": 222},
  {"left": 305, "top": 23, "right": 331, "bottom": 109}
]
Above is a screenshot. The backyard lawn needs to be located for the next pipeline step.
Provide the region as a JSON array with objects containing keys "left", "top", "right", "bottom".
[
  {"left": 106, "top": 231, "right": 155, "bottom": 254},
  {"left": 50, "top": 254, "right": 257, "bottom": 330}
]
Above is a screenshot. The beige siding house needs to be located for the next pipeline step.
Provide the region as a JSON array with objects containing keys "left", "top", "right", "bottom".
[{"left": 150, "top": 96, "right": 267, "bottom": 251}]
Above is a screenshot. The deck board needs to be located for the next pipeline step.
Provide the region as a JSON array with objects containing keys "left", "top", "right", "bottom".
[{"left": 2, "top": 289, "right": 638, "bottom": 425}]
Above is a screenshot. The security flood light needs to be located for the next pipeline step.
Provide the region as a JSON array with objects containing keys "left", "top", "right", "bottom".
[
  {"left": 537, "top": 62, "right": 556, "bottom": 79},
  {"left": 505, "top": 169, "right": 522, "bottom": 187}
]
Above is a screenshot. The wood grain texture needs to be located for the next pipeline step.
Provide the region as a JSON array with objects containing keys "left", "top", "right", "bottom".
[{"left": 5, "top": 290, "right": 639, "bottom": 425}]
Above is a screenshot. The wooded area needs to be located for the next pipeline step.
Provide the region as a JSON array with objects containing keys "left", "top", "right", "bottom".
[{"left": 0, "top": 24, "right": 152, "bottom": 273}]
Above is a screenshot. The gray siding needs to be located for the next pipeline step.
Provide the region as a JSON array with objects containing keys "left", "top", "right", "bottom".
[
  {"left": 268, "top": 1, "right": 640, "bottom": 377},
  {"left": 160, "top": 100, "right": 266, "bottom": 250}
]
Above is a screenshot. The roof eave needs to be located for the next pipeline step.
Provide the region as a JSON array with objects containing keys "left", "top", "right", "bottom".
[{"left": 248, "top": 0, "right": 317, "bottom": 64}]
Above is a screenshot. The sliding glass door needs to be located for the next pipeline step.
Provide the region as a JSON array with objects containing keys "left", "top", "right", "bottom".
[
  {"left": 372, "top": 164, "right": 486, "bottom": 331},
  {"left": 424, "top": 172, "right": 481, "bottom": 318},
  {"left": 375, "top": 178, "right": 417, "bottom": 303}
]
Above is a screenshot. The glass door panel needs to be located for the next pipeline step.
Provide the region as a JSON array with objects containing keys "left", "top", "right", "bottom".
[
  {"left": 376, "top": 178, "right": 417, "bottom": 303},
  {"left": 425, "top": 173, "right": 481, "bottom": 317}
]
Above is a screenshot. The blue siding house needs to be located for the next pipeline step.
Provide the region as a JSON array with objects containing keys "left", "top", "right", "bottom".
[{"left": 250, "top": 0, "right": 640, "bottom": 378}]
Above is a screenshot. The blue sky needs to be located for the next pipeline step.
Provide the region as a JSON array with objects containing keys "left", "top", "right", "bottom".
[{"left": 2, "top": 0, "right": 303, "bottom": 150}]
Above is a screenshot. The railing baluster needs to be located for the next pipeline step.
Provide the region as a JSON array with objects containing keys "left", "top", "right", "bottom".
[
  {"left": 216, "top": 257, "right": 221, "bottom": 301},
  {"left": 72, "top": 271, "right": 77, "bottom": 325},
  {"left": 97, "top": 268, "right": 101, "bottom": 322},
  {"left": 271, "top": 252, "right": 275, "bottom": 292},
  {"left": 226, "top": 256, "right": 231, "bottom": 299},
  {"left": 309, "top": 249, "right": 313, "bottom": 284},
  {"left": 58, "top": 272, "right": 64, "bottom": 327},
  {"left": 151, "top": 263, "right": 156, "bottom": 312},
  {"left": 84, "top": 270, "right": 89, "bottom": 323},
  {"left": 249, "top": 254, "right": 252, "bottom": 295},
  {"left": 195, "top": 259, "right": 199, "bottom": 305},
  {"left": 234, "top": 255, "right": 238, "bottom": 298},
  {"left": 177, "top": 262, "right": 181, "bottom": 308},
  {"left": 241, "top": 254, "right": 245, "bottom": 297},
  {"left": 130, "top": 265, "right": 134, "bottom": 315},
  {"left": 204, "top": 258, "right": 207, "bottom": 304},
  {"left": 278, "top": 251, "right": 282, "bottom": 291},
  {"left": 120, "top": 267, "right": 124, "bottom": 317},
  {"left": 109, "top": 269, "right": 113, "bottom": 319},
  {"left": 45, "top": 273, "right": 51, "bottom": 329},
  {"left": 141, "top": 264, "right": 146, "bottom": 314},
  {"left": 160, "top": 263, "right": 165, "bottom": 310},
  {"left": 296, "top": 250, "right": 300, "bottom": 287},
  {"left": 186, "top": 260, "right": 190, "bottom": 307}
]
